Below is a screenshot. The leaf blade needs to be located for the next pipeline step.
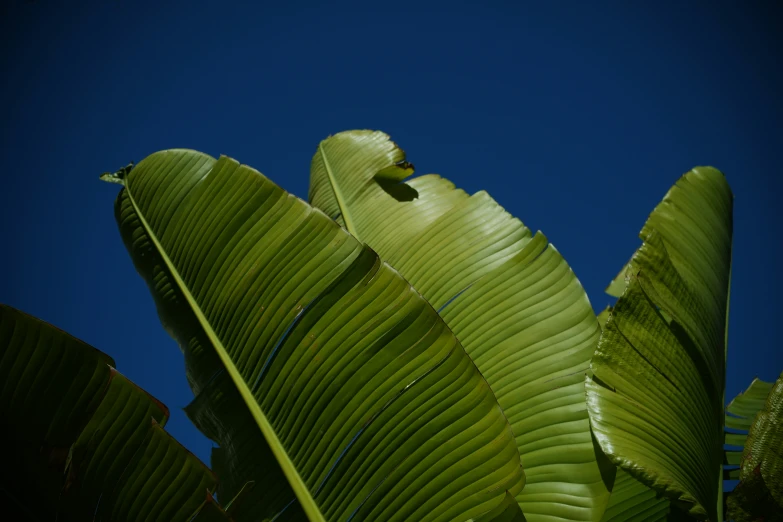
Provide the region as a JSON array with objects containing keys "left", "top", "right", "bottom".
[
  {"left": 309, "top": 130, "right": 612, "bottom": 521},
  {"left": 727, "top": 371, "right": 783, "bottom": 521},
  {"left": 117, "top": 149, "right": 525, "bottom": 521},
  {"left": 586, "top": 167, "right": 733, "bottom": 519},
  {"left": 0, "top": 304, "right": 224, "bottom": 521}
]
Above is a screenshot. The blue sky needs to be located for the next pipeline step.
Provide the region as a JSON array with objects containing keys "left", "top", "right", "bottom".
[{"left": 1, "top": 1, "right": 780, "bottom": 468}]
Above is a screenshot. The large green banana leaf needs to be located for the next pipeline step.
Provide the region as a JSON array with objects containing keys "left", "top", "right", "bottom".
[
  {"left": 726, "top": 371, "right": 783, "bottom": 520},
  {"left": 0, "top": 304, "right": 228, "bottom": 521},
  {"left": 106, "top": 149, "right": 525, "bottom": 522},
  {"left": 585, "top": 167, "right": 733, "bottom": 520},
  {"left": 472, "top": 492, "right": 526, "bottom": 522},
  {"left": 723, "top": 377, "right": 774, "bottom": 479},
  {"left": 598, "top": 470, "right": 669, "bottom": 522},
  {"left": 592, "top": 307, "right": 670, "bottom": 522},
  {"left": 308, "top": 130, "right": 612, "bottom": 521}
]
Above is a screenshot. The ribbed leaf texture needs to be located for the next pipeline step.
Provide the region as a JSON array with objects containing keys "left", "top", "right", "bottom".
[
  {"left": 0, "top": 304, "right": 225, "bottom": 521},
  {"left": 111, "top": 149, "right": 525, "bottom": 522},
  {"left": 593, "top": 309, "right": 669, "bottom": 522},
  {"left": 473, "top": 492, "right": 526, "bottom": 522},
  {"left": 723, "top": 377, "right": 774, "bottom": 480},
  {"left": 585, "top": 167, "right": 733, "bottom": 520},
  {"left": 308, "top": 130, "right": 611, "bottom": 522},
  {"left": 727, "top": 371, "right": 783, "bottom": 521}
]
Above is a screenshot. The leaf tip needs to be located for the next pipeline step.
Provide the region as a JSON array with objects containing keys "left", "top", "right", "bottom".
[{"left": 99, "top": 161, "right": 134, "bottom": 185}]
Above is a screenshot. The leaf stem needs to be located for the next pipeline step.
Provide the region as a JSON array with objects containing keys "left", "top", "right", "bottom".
[{"left": 318, "top": 143, "right": 358, "bottom": 238}]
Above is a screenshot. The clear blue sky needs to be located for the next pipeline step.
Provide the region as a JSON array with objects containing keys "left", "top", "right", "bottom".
[{"left": 1, "top": 1, "right": 780, "bottom": 468}]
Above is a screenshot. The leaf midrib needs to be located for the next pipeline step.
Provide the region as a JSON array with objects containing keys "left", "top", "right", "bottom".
[
  {"left": 123, "top": 182, "right": 325, "bottom": 522},
  {"left": 318, "top": 142, "right": 358, "bottom": 239}
]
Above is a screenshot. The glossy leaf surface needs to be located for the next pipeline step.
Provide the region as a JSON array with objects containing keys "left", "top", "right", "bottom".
[
  {"left": 112, "top": 149, "right": 525, "bottom": 522},
  {"left": 594, "top": 310, "right": 669, "bottom": 522},
  {"left": 723, "top": 377, "right": 774, "bottom": 480},
  {"left": 309, "top": 130, "right": 611, "bottom": 521},
  {"left": 585, "top": 167, "right": 733, "bottom": 519}
]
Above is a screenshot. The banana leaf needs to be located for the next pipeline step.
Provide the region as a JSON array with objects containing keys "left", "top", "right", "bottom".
[
  {"left": 726, "top": 371, "right": 783, "bottom": 521},
  {"left": 0, "top": 304, "right": 227, "bottom": 521},
  {"left": 723, "top": 377, "right": 774, "bottom": 479},
  {"left": 585, "top": 167, "right": 733, "bottom": 520},
  {"left": 472, "top": 492, "right": 526, "bottom": 522},
  {"left": 598, "top": 469, "right": 669, "bottom": 522},
  {"left": 592, "top": 308, "right": 670, "bottom": 522},
  {"left": 308, "top": 130, "right": 612, "bottom": 521},
  {"left": 106, "top": 149, "right": 525, "bottom": 522}
]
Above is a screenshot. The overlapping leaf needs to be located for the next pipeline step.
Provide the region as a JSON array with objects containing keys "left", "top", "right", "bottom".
[
  {"left": 109, "top": 149, "right": 525, "bottom": 522},
  {"left": 585, "top": 167, "right": 733, "bottom": 520},
  {"left": 593, "top": 309, "right": 669, "bottom": 522},
  {"left": 727, "top": 371, "right": 783, "bottom": 521},
  {"left": 598, "top": 470, "right": 669, "bottom": 522},
  {"left": 596, "top": 307, "right": 612, "bottom": 331},
  {"left": 308, "top": 130, "right": 612, "bottom": 521},
  {"left": 0, "top": 304, "right": 224, "bottom": 521},
  {"left": 723, "top": 377, "right": 774, "bottom": 479},
  {"left": 473, "top": 492, "right": 526, "bottom": 522}
]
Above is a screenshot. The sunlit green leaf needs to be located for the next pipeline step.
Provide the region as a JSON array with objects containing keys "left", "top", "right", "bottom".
[
  {"left": 112, "top": 149, "right": 525, "bottom": 522},
  {"left": 473, "top": 491, "right": 526, "bottom": 522},
  {"left": 586, "top": 167, "right": 733, "bottom": 520},
  {"left": 308, "top": 130, "right": 612, "bottom": 522},
  {"left": 593, "top": 311, "right": 669, "bottom": 522}
]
